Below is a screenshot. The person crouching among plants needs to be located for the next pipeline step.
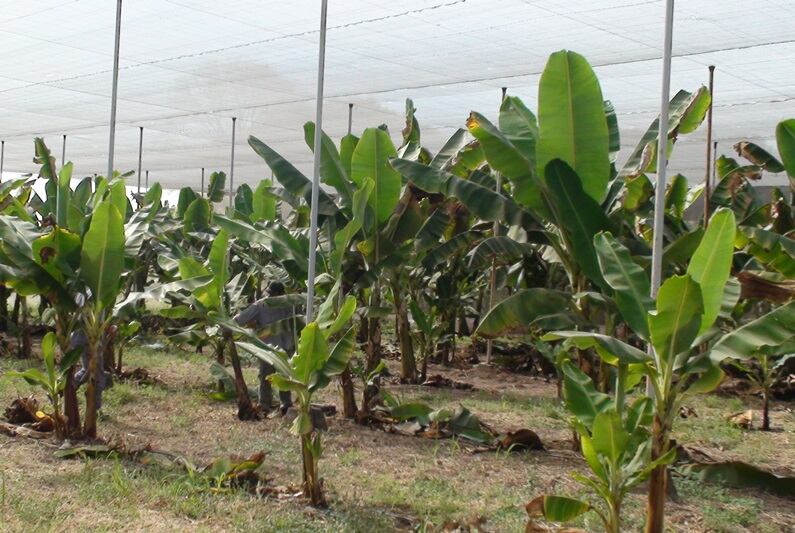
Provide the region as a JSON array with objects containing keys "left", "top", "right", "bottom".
[{"left": 234, "top": 282, "right": 295, "bottom": 415}]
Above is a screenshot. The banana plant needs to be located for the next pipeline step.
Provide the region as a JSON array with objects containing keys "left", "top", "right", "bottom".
[
  {"left": 526, "top": 363, "right": 674, "bottom": 533},
  {"left": 237, "top": 281, "right": 357, "bottom": 506},
  {"left": 8, "top": 332, "right": 80, "bottom": 439},
  {"left": 250, "top": 122, "right": 403, "bottom": 415},
  {"left": 135, "top": 229, "right": 265, "bottom": 419},
  {"left": 541, "top": 208, "right": 794, "bottom": 532},
  {"left": 79, "top": 199, "right": 126, "bottom": 438},
  {"left": 113, "top": 319, "right": 141, "bottom": 374},
  {"left": 710, "top": 301, "right": 795, "bottom": 430},
  {"left": 395, "top": 51, "right": 710, "bottom": 381}
]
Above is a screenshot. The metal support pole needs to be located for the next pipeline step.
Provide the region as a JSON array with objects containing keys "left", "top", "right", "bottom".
[
  {"left": 650, "top": 0, "right": 675, "bottom": 300},
  {"left": 703, "top": 66, "right": 715, "bottom": 228},
  {"left": 305, "top": 0, "right": 329, "bottom": 323},
  {"left": 229, "top": 117, "right": 236, "bottom": 210},
  {"left": 106, "top": 0, "right": 123, "bottom": 180},
  {"left": 0, "top": 140, "right": 4, "bottom": 182},
  {"left": 137, "top": 126, "right": 143, "bottom": 193},
  {"left": 145, "top": 169, "right": 149, "bottom": 189},
  {"left": 347, "top": 103, "right": 353, "bottom": 135},
  {"left": 61, "top": 135, "right": 67, "bottom": 165},
  {"left": 712, "top": 141, "right": 718, "bottom": 188},
  {"left": 201, "top": 167, "right": 205, "bottom": 197},
  {"left": 647, "top": 0, "right": 675, "bottom": 399},
  {"left": 486, "top": 87, "right": 508, "bottom": 365}
]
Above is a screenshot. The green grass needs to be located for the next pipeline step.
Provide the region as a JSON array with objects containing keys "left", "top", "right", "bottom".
[{"left": 2, "top": 342, "right": 794, "bottom": 532}]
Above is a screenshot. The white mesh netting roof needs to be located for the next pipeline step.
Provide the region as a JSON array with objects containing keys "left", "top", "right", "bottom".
[{"left": 1, "top": 0, "right": 793, "bottom": 190}]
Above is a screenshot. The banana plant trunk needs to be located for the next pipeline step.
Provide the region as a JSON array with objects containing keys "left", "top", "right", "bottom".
[
  {"left": 103, "top": 336, "right": 116, "bottom": 374},
  {"left": 301, "top": 433, "right": 324, "bottom": 506},
  {"left": 56, "top": 320, "right": 81, "bottom": 436},
  {"left": 116, "top": 342, "right": 124, "bottom": 374},
  {"left": 762, "top": 387, "right": 771, "bottom": 431},
  {"left": 227, "top": 340, "right": 260, "bottom": 421},
  {"left": 391, "top": 282, "right": 416, "bottom": 382},
  {"left": 365, "top": 318, "right": 382, "bottom": 374},
  {"left": 761, "top": 356, "right": 771, "bottom": 431},
  {"left": 645, "top": 415, "right": 668, "bottom": 533},
  {"left": 19, "top": 298, "right": 31, "bottom": 359},
  {"left": 214, "top": 340, "right": 226, "bottom": 392},
  {"left": 10, "top": 292, "right": 20, "bottom": 326},
  {"left": 0, "top": 284, "right": 8, "bottom": 331},
  {"left": 339, "top": 366, "right": 357, "bottom": 419},
  {"left": 606, "top": 499, "right": 622, "bottom": 533},
  {"left": 83, "top": 329, "right": 100, "bottom": 439},
  {"left": 420, "top": 342, "right": 429, "bottom": 382}
]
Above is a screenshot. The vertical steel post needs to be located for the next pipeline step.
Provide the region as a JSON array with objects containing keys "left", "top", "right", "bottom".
[
  {"left": 650, "top": 0, "right": 675, "bottom": 300},
  {"left": 106, "top": 0, "right": 123, "bottom": 180},
  {"left": 306, "top": 0, "right": 329, "bottom": 322},
  {"left": 201, "top": 167, "right": 205, "bottom": 197},
  {"left": 61, "top": 135, "right": 67, "bottom": 165},
  {"left": 486, "top": 87, "right": 508, "bottom": 365},
  {"left": 347, "top": 103, "right": 353, "bottom": 135},
  {"left": 145, "top": 169, "right": 149, "bottom": 189},
  {"left": 712, "top": 141, "right": 718, "bottom": 188},
  {"left": 703, "top": 66, "right": 715, "bottom": 228},
  {"left": 0, "top": 140, "right": 4, "bottom": 182},
  {"left": 137, "top": 126, "right": 143, "bottom": 193},
  {"left": 229, "top": 117, "right": 236, "bottom": 210},
  {"left": 647, "top": 0, "right": 676, "bottom": 399}
]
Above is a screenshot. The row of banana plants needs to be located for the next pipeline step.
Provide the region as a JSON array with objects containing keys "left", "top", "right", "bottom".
[{"left": 1, "top": 49, "right": 793, "bottom": 522}]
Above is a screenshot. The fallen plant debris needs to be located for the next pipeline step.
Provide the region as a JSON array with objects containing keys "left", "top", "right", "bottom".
[
  {"left": 679, "top": 460, "right": 795, "bottom": 499},
  {"left": 2, "top": 395, "right": 55, "bottom": 433},
  {"left": 116, "top": 367, "right": 163, "bottom": 386},
  {"left": 4, "top": 395, "right": 40, "bottom": 424},
  {"left": 0, "top": 420, "right": 51, "bottom": 439},
  {"left": 773, "top": 373, "right": 795, "bottom": 400},
  {"left": 727, "top": 409, "right": 754, "bottom": 429},
  {"left": 678, "top": 405, "right": 697, "bottom": 419},
  {"left": 377, "top": 398, "right": 543, "bottom": 451},
  {"left": 676, "top": 445, "right": 795, "bottom": 498},
  {"left": 496, "top": 429, "right": 544, "bottom": 451},
  {"left": 53, "top": 440, "right": 301, "bottom": 498},
  {"left": 422, "top": 373, "right": 475, "bottom": 390}
]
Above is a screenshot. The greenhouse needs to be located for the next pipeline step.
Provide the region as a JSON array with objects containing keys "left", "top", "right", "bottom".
[{"left": 0, "top": 1, "right": 793, "bottom": 531}]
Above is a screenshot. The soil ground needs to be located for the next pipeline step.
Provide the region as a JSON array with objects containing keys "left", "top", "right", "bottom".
[{"left": 1, "top": 342, "right": 794, "bottom": 532}]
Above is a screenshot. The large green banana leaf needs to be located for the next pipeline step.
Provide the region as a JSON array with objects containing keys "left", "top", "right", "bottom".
[
  {"left": 466, "top": 236, "right": 537, "bottom": 269},
  {"left": 648, "top": 275, "right": 703, "bottom": 367},
  {"left": 249, "top": 136, "right": 337, "bottom": 216},
  {"left": 207, "top": 171, "right": 226, "bottom": 203},
  {"left": 183, "top": 197, "right": 212, "bottom": 233},
  {"left": 475, "top": 288, "right": 573, "bottom": 338},
  {"left": 391, "top": 158, "right": 533, "bottom": 227},
  {"left": 710, "top": 301, "right": 795, "bottom": 362},
  {"left": 545, "top": 160, "right": 612, "bottom": 288},
  {"left": 465, "top": 111, "right": 545, "bottom": 213},
  {"left": 775, "top": 119, "right": 795, "bottom": 184},
  {"left": 736, "top": 226, "right": 795, "bottom": 278},
  {"left": 594, "top": 232, "right": 652, "bottom": 339},
  {"left": 330, "top": 178, "right": 373, "bottom": 276},
  {"left": 351, "top": 127, "right": 401, "bottom": 224},
  {"left": 80, "top": 201, "right": 125, "bottom": 311},
  {"left": 687, "top": 208, "right": 736, "bottom": 334},
  {"left": 304, "top": 122, "right": 353, "bottom": 207},
  {"left": 252, "top": 179, "right": 277, "bottom": 222},
  {"left": 499, "top": 96, "right": 537, "bottom": 164},
  {"left": 537, "top": 50, "right": 609, "bottom": 203},
  {"left": 620, "top": 88, "right": 710, "bottom": 179}
]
